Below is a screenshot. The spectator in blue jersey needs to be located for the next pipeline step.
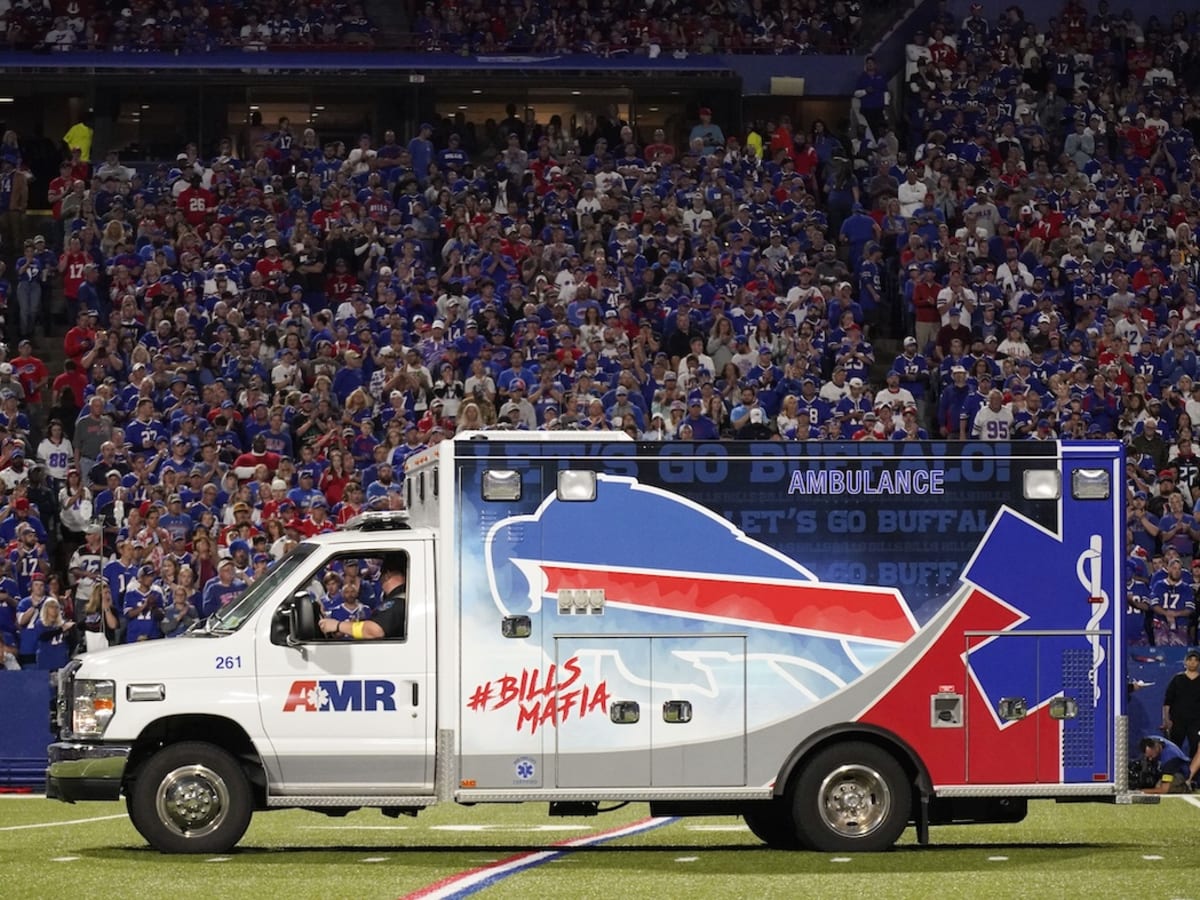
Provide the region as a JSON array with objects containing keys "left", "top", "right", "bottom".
[
  {"left": 123, "top": 565, "right": 165, "bottom": 643},
  {"left": 1151, "top": 558, "right": 1194, "bottom": 647},
  {"left": 161, "top": 585, "right": 199, "bottom": 638},
  {"left": 853, "top": 56, "right": 889, "bottom": 138},
  {"left": 9, "top": 521, "right": 47, "bottom": 596},
  {"left": 14, "top": 574, "right": 51, "bottom": 666},
  {"left": 1159, "top": 493, "right": 1199, "bottom": 566},
  {"left": 680, "top": 394, "right": 719, "bottom": 440},
  {"left": 35, "top": 597, "right": 77, "bottom": 671},
  {"left": 200, "top": 557, "right": 245, "bottom": 620}
]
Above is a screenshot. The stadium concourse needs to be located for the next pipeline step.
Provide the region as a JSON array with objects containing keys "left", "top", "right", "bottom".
[{"left": 3, "top": 0, "right": 1200, "bottom": 669}]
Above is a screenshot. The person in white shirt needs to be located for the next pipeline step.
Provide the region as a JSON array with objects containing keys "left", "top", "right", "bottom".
[
  {"left": 897, "top": 168, "right": 927, "bottom": 217},
  {"left": 819, "top": 367, "right": 851, "bottom": 404},
  {"left": 936, "top": 272, "right": 977, "bottom": 329},
  {"left": 972, "top": 390, "right": 1014, "bottom": 440},
  {"left": 873, "top": 371, "right": 915, "bottom": 412},
  {"left": 996, "top": 255, "right": 1033, "bottom": 296},
  {"left": 682, "top": 195, "right": 713, "bottom": 234},
  {"left": 996, "top": 325, "right": 1032, "bottom": 359}
]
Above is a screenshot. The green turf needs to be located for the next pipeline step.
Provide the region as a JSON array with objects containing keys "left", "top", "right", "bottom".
[{"left": 1, "top": 797, "right": 1195, "bottom": 899}]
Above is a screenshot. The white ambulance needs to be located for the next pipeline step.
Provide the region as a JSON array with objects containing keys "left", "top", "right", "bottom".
[{"left": 48, "top": 434, "right": 1137, "bottom": 853}]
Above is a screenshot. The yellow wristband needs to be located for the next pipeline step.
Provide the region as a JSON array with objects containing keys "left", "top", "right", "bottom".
[{"left": 350, "top": 621, "right": 365, "bottom": 639}]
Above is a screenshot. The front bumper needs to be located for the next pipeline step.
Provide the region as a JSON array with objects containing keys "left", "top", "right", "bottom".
[{"left": 46, "top": 742, "right": 132, "bottom": 802}]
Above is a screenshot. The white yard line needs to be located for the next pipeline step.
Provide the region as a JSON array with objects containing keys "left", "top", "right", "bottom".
[{"left": 0, "top": 813, "right": 126, "bottom": 832}]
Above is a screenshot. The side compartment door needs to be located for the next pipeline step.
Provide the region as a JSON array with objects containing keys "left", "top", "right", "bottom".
[
  {"left": 965, "top": 630, "right": 1112, "bottom": 785},
  {"left": 555, "top": 637, "right": 651, "bottom": 788},
  {"left": 254, "top": 541, "right": 435, "bottom": 794},
  {"left": 650, "top": 635, "right": 746, "bottom": 787},
  {"left": 552, "top": 635, "right": 748, "bottom": 788}
]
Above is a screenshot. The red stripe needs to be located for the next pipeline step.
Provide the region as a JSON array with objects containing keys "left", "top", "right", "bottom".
[
  {"left": 399, "top": 816, "right": 663, "bottom": 900},
  {"left": 401, "top": 850, "right": 536, "bottom": 899},
  {"left": 542, "top": 566, "right": 915, "bottom": 643}
]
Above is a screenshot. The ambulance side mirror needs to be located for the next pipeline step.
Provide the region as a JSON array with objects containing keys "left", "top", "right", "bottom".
[{"left": 274, "top": 591, "right": 316, "bottom": 648}]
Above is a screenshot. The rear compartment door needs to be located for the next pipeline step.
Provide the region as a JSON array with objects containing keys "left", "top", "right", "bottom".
[{"left": 965, "top": 630, "right": 1113, "bottom": 785}]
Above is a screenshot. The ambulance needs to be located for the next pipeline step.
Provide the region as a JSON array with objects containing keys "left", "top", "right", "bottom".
[{"left": 47, "top": 434, "right": 1138, "bottom": 853}]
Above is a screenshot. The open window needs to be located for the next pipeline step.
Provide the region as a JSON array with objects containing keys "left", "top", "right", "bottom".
[{"left": 282, "top": 550, "right": 411, "bottom": 643}]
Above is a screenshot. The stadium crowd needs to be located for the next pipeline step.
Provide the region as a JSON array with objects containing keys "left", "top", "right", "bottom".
[
  {"left": 5, "top": 0, "right": 867, "bottom": 55},
  {"left": 3, "top": 0, "right": 378, "bottom": 52},
  {"left": 3, "top": 0, "right": 1200, "bottom": 667}
]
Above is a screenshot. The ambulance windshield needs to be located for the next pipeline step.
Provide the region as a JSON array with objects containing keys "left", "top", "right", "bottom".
[{"left": 203, "top": 544, "right": 315, "bottom": 633}]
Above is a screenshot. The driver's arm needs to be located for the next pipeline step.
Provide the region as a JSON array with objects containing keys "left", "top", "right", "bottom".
[{"left": 319, "top": 616, "right": 384, "bottom": 639}]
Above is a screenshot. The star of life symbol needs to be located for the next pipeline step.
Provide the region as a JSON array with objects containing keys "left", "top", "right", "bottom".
[
  {"left": 306, "top": 686, "right": 330, "bottom": 710},
  {"left": 515, "top": 757, "right": 535, "bottom": 780}
]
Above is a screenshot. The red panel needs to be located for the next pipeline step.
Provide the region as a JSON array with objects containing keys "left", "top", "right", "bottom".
[
  {"left": 859, "top": 589, "right": 1061, "bottom": 786},
  {"left": 541, "top": 565, "right": 917, "bottom": 644}
]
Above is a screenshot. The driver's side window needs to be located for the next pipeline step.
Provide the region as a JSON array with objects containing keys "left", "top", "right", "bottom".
[{"left": 312, "top": 552, "right": 408, "bottom": 642}]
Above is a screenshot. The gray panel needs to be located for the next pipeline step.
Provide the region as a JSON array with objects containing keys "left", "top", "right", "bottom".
[
  {"left": 555, "top": 636, "right": 651, "bottom": 788},
  {"left": 276, "top": 755, "right": 429, "bottom": 790},
  {"left": 651, "top": 635, "right": 746, "bottom": 787},
  {"left": 267, "top": 794, "right": 437, "bottom": 807},
  {"left": 465, "top": 729, "right": 753, "bottom": 791}
]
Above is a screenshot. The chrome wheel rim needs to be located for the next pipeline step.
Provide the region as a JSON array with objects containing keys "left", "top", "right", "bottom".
[
  {"left": 154, "top": 764, "right": 231, "bottom": 839},
  {"left": 817, "top": 764, "right": 891, "bottom": 839}
]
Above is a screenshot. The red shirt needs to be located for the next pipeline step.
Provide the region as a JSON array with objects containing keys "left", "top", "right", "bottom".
[
  {"left": 52, "top": 369, "right": 88, "bottom": 407},
  {"left": 63, "top": 324, "right": 96, "bottom": 364},
  {"left": 11, "top": 355, "right": 47, "bottom": 404},
  {"left": 59, "top": 251, "right": 88, "bottom": 299},
  {"left": 48, "top": 175, "right": 72, "bottom": 219},
  {"left": 298, "top": 515, "right": 336, "bottom": 538},
  {"left": 255, "top": 255, "right": 284, "bottom": 284},
  {"left": 177, "top": 186, "right": 216, "bottom": 226},
  {"left": 233, "top": 450, "right": 281, "bottom": 478}
]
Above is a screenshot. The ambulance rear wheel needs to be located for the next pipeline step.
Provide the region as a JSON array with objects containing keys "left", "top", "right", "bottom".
[
  {"left": 743, "top": 801, "right": 802, "bottom": 849},
  {"left": 792, "top": 742, "right": 910, "bottom": 853},
  {"left": 130, "top": 741, "right": 252, "bottom": 854}
]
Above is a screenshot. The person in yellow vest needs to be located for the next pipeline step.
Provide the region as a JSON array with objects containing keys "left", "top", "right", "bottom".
[{"left": 62, "top": 117, "right": 93, "bottom": 164}]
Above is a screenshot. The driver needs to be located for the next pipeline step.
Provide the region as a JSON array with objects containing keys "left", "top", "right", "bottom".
[{"left": 318, "top": 554, "right": 406, "bottom": 640}]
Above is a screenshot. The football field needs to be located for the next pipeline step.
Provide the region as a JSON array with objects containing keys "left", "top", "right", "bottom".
[{"left": 1, "top": 795, "right": 1195, "bottom": 899}]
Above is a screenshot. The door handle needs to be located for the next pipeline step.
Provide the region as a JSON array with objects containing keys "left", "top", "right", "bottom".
[{"left": 412, "top": 682, "right": 419, "bottom": 707}]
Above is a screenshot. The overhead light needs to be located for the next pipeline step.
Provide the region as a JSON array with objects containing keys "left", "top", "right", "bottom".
[
  {"left": 648, "top": 106, "right": 659, "bottom": 111},
  {"left": 314, "top": 105, "right": 325, "bottom": 110},
  {"left": 249, "top": 104, "right": 260, "bottom": 111},
  {"left": 571, "top": 90, "right": 582, "bottom": 96},
  {"left": 0, "top": 98, "right": 14, "bottom": 104},
  {"left": 471, "top": 89, "right": 482, "bottom": 95},
  {"left": 457, "top": 105, "right": 468, "bottom": 110},
  {"left": 140, "top": 104, "right": 149, "bottom": 109}
]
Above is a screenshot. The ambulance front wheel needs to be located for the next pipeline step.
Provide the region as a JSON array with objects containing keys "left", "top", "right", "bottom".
[
  {"left": 129, "top": 741, "right": 253, "bottom": 853},
  {"left": 792, "top": 741, "right": 911, "bottom": 852}
]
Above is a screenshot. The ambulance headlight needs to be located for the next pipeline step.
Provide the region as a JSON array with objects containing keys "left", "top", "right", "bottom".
[
  {"left": 72, "top": 680, "right": 116, "bottom": 737},
  {"left": 1023, "top": 470, "right": 1061, "bottom": 500},
  {"left": 1071, "top": 468, "right": 1110, "bottom": 500},
  {"left": 557, "top": 470, "right": 596, "bottom": 502}
]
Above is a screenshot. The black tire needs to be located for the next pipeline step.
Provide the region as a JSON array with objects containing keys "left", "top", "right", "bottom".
[
  {"left": 743, "top": 800, "right": 802, "bottom": 849},
  {"left": 128, "top": 741, "right": 252, "bottom": 854},
  {"left": 792, "top": 741, "right": 911, "bottom": 853},
  {"left": 125, "top": 790, "right": 154, "bottom": 844}
]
